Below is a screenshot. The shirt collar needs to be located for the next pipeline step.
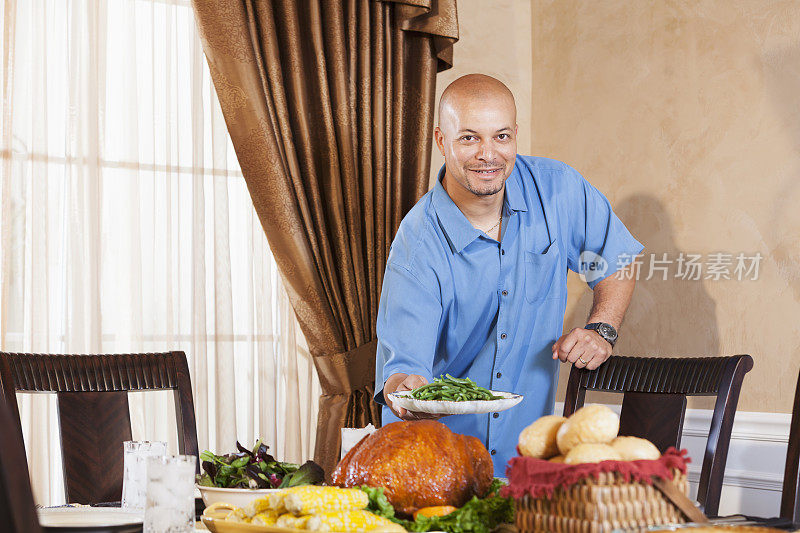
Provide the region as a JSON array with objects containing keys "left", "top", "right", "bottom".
[
  {"left": 503, "top": 163, "right": 528, "bottom": 212},
  {"left": 432, "top": 168, "right": 483, "bottom": 254},
  {"left": 431, "top": 162, "right": 527, "bottom": 254}
]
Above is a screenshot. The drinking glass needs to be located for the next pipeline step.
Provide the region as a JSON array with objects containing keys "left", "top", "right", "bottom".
[
  {"left": 143, "top": 455, "right": 196, "bottom": 533},
  {"left": 121, "top": 440, "right": 167, "bottom": 511}
]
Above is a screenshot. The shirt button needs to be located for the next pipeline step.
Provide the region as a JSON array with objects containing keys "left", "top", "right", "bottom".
[
  {"left": 493, "top": 413, "right": 499, "bottom": 419},
  {"left": 491, "top": 449, "right": 497, "bottom": 456},
  {"left": 500, "top": 333, "right": 507, "bottom": 339},
  {"left": 496, "top": 372, "right": 502, "bottom": 378},
  {"left": 501, "top": 290, "right": 508, "bottom": 296},
  {"left": 501, "top": 249, "right": 505, "bottom": 255}
]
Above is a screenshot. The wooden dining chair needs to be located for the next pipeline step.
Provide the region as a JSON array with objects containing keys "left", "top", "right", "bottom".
[
  {"left": 713, "top": 367, "right": 800, "bottom": 529},
  {"left": 0, "top": 395, "right": 42, "bottom": 533},
  {"left": 563, "top": 354, "right": 753, "bottom": 517},
  {"left": 0, "top": 351, "right": 199, "bottom": 505},
  {"left": 779, "top": 368, "right": 800, "bottom": 524}
]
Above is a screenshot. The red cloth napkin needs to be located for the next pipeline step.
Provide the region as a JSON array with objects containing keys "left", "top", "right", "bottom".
[{"left": 500, "top": 447, "right": 690, "bottom": 499}]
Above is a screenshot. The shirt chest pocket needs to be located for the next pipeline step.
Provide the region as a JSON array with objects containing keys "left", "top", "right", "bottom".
[{"left": 525, "top": 240, "right": 560, "bottom": 303}]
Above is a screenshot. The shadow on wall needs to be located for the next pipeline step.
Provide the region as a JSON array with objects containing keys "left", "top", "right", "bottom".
[
  {"left": 563, "top": 194, "right": 721, "bottom": 359},
  {"left": 763, "top": 44, "right": 800, "bottom": 306}
]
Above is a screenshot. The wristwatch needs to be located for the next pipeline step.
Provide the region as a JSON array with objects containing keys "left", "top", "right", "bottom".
[{"left": 584, "top": 322, "right": 618, "bottom": 347}]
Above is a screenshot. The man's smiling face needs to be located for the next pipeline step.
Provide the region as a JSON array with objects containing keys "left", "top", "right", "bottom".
[{"left": 435, "top": 75, "right": 518, "bottom": 198}]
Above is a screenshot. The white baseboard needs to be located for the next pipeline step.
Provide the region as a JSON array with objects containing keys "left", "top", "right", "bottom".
[
  {"left": 685, "top": 467, "right": 784, "bottom": 492},
  {"left": 553, "top": 402, "right": 791, "bottom": 516},
  {"left": 683, "top": 409, "right": 791, "bottom": 444}
]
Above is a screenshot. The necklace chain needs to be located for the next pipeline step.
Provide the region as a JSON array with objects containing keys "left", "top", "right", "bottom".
[{"left": 481, "top": 216, "right": 502, "bottom": 235}]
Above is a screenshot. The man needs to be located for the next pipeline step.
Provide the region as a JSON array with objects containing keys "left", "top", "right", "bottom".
[{"left": 374, "top": 74, "right": 642, "bottom": 475}]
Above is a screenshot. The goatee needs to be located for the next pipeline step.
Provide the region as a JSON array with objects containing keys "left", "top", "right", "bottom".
[{"left": 467, "top": 182, "right": 504, "bottom": 197}]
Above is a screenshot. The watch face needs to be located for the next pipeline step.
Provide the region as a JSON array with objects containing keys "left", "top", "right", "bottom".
[{"left": 587, "top": 323, "right": 616, "bottom": 343}]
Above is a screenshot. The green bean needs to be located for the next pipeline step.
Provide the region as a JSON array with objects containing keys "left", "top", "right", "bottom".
[{"left": 409, "top": 374, "right": 504, "bottom": 401}]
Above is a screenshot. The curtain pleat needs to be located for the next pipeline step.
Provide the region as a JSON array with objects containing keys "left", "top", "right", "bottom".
[{"left": 192, "top": 0, "right": 458, "bottom": 474}]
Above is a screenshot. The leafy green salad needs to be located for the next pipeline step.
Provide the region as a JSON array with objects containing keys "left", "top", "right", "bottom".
[{"left": 197, "top": 439, "right": 324, "bottom": 489}]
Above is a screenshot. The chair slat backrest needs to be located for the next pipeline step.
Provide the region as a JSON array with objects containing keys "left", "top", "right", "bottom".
[
  {"left": 58, "top": 391, "right": 134, "bottom": 503},
  {"left": 0, "top": 352, "right": 198, "bottom": 505},
  {"left": 619, "top": 392, "right": 687, "bottom": 451},
  {"left": 563, "top": 354, "right": 753, "bottom": 517},
  {"left": 0, "top": 396, "right": 41, "bottom": 533},
  {"left": 781, "top": 370, "right": 800, "bottom": 523}
]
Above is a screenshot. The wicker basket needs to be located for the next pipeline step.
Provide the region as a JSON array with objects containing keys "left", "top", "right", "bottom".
[{"left": 515, "top": 470, "right": 689, "bottom": 533}]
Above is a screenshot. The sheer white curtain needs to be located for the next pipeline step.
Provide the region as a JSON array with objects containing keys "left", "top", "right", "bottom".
[{"left": 0, "top": 0, "right": 319, "bottom": 505}]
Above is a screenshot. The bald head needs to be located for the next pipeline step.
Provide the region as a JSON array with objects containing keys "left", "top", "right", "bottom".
[
  {"left": 434, "top": 74, "right": 518, "bottom": 199},
  {"left": 438, "top": 74, "right": 516, "bottom": 133}
]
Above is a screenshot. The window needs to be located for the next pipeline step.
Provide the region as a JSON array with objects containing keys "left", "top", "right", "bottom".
[{"left": 1, "top": 0, "right": 318, "bottom": 505}]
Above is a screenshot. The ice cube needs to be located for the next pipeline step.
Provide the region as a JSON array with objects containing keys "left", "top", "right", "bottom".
[
  {"left": 144, "top": 506, "right": 175, "bottom": 532},
  {"left": 146, "top": 481, "right": 174, "bottom": 506}
]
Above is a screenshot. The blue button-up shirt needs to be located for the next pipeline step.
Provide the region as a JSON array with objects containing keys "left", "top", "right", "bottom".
[{"left": 374, "top": 155, "right": 644, "bottom": 476}]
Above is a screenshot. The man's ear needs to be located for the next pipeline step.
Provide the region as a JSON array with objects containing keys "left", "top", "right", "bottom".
[
  {"left": 434, "top": 126, "right": 446, "bottom": 156},
  {"left": 515, "top": 124, "right": 518, "bottom": 136}
]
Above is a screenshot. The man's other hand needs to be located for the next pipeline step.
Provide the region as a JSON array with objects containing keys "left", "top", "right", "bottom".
[
  {"left": 384, "top": 373, "right": 443, "bottom": 421},
  {"left": 551, "top": 328, "right": 612, "bottom": 370}
]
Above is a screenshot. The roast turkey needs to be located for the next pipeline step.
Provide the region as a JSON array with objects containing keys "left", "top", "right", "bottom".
[{"left": 331, "top": 420, "right": 493, "bottom": 516}]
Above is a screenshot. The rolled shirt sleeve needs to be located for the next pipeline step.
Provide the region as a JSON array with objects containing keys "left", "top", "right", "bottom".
[
  {"left": 564, "top": 167, "right": 644, "bottom": 288},
  {"left": 374, "top": 262, "right": 443, "bottom": 405}
]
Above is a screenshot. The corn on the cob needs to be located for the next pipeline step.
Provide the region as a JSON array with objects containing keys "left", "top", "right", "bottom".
[
  {"left": 243, "top": 494, "right": 274, "bottom": 517},
  {"left": 283, "top": 486, "right": 369, "bottom": 515},
  {"left": 251, "top": 509, "right": 279, "bottom": 526},
  {"left": 268, "top": 485, "right": 309, "bottom": 514},
  {"left": 276, "top": 513, "right": 312, "bottom": 528},
  {"left": 305, "top": 510, "right": 404, "bottom": 532},
  {"left": 224, "top": 508, "right": 250, "bottom": 523}
]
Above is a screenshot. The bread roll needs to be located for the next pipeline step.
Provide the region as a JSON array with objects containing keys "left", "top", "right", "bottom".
[
  {"left": 548, "top": 455, "right": 565, "bottom": 463},
  {"left": 556, "top": 404, "right": 619, "bottom": 454},
  {"left": 518, "top": 415, "right": 566, "bottom": 459},
  {"left": 610, "top": 436, "right": 661, "bottom": 460},
  {"left": 564, "top": 443, "right": 622, "bottom": 464}
]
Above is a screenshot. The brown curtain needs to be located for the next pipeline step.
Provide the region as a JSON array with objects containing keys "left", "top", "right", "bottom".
[{"left": 191, "top": 0, "right": 458, "bottom": 475}]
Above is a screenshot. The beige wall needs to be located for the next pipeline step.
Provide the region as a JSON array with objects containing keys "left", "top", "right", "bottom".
[
  {"left": 431, "top": 0, "right": 533, "bottom": 185},
  {"left": 434, "top": 0, "right": 800, "bottom": 413}
]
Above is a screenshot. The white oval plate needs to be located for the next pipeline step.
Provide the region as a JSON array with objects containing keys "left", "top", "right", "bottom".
[
  {"left": 37, "top": 507, "right": 142, "bottom": 528},
  {"left": 387, "top": 390, "right": 523, "bottom": 415}
]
